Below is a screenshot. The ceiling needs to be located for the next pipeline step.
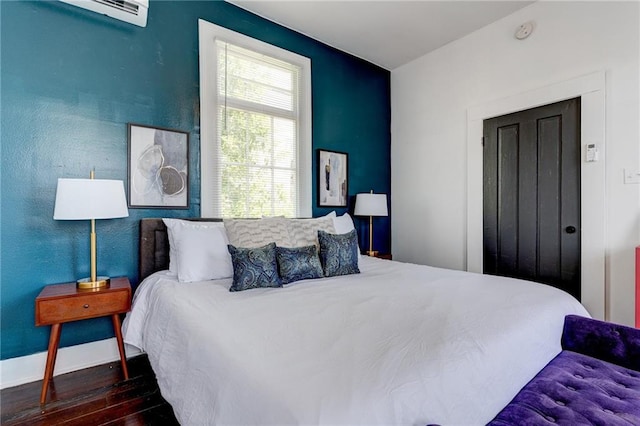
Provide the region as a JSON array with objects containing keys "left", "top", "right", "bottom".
[{"left": 227, "top": 1, "right": 534, "bottom": 70}]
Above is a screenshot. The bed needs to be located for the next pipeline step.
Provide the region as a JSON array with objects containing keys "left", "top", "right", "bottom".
[{"left": 123, "top": 217, "right": 589, "bottom": 425}]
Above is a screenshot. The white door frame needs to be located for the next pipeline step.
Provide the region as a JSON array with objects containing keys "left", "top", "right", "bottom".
[{"left": 466, "top": 71, "right": 606, "bottom": 320}]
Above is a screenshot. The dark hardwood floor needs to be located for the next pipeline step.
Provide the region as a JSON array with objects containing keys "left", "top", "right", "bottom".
[{"left": 1, "top": 354, "right": 179, "bottom": 425}]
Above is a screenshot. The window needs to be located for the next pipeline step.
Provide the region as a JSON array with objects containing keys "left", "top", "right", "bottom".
[{"left": 199, "top": 20, "right": 311, "bottom": 218}]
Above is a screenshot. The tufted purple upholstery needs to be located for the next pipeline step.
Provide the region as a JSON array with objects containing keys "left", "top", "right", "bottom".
[
  {"left": 561, "top": 315, "right": 640, "bottom": 372},
  {"left": 488, "top": 315, "right": 640, "bottom": 426}
]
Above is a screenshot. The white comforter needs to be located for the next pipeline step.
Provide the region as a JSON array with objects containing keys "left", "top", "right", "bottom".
[{"left": 123, "top": 257, "right": 588, "bottom": 425}]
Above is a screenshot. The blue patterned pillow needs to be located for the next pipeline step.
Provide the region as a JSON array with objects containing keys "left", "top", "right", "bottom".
[
  {"left": 276, "top": 245, "right": 324, "bottom": 284},
  {"left": 227, "top": 242, "right": 282, "bottom": 292},
  {"left": 318, "top": 229, "right": 360, "bottom": 277}
]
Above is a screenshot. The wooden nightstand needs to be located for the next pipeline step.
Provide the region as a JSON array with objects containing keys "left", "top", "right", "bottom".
[
  {"left": 365, "top": 253, "right": 392, "bottom": 260},
  {"left": 35, "top": 276, "right": 132, "bottom": 404},
  {"left": 374, "top": 253, "right": 392, "bottom": 260}
]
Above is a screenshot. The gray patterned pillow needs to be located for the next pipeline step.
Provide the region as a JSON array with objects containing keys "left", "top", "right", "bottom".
[
  {"left": 224, "top": 218, "right": 291, "bottom": 248},
  {"left": 318, "top": 229, "right": 360, "bottom": 277},
  {"left": 228, "top": 243, "right": 282, "bottom": 292},
  {"left": 276, "top": 245, "right": 324, "bottom": 284},
  {"left": 286, "top": 217, "right": 336, "bottom": 248}
]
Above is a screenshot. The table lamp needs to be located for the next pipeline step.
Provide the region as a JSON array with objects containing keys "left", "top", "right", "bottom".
[
  {"left": 354, "top": 190, "right": 388, "bottom": 256},
  {"left": 53, "top": 171, "right": 129, "bottom": 289}
]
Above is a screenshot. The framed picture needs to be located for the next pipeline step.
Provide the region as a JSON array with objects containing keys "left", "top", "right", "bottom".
[
  {"left": 317, "top": 149, "right": 348, "bottom": 207},
  {"left": 127, "top": 123, "right": 189, "bottom": 209}
]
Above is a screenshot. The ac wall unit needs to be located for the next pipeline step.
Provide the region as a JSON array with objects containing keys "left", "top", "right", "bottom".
[{"left": 59, "top": 0, "right": 148, "bottom": 28}]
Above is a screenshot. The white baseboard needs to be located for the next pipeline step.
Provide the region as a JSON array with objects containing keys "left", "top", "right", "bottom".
[{"left": 0, "top": 338, "right": 142, "bottom": 390}]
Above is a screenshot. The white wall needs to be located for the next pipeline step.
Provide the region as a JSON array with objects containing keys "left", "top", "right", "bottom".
[{"left": 391, "top": 1, "right": 639, "bottom": 326}]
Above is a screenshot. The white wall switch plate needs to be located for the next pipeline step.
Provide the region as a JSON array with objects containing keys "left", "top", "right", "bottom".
[
  {"left": 585, "top": 143, "right": 599, "bottom": 162},
  {"left": 623, "top": 169, "right": 640, "bottom": 184}
]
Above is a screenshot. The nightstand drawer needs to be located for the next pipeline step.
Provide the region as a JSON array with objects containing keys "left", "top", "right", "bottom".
[
  {"left": 36, "top": 290, "right": 129, "bottom": 325},
  {"left": 36, "top": 277, "right": 132, "bottom": 404}
]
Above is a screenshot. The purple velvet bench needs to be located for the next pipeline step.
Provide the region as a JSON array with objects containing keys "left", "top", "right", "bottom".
[{"left": 488, "top": 315, "right": 640, "bottom": 425}]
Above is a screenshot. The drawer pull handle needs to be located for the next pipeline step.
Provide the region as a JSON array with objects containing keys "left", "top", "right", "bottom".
[{"left": 83, "top": 304, "right": 89, "bottom": 309}]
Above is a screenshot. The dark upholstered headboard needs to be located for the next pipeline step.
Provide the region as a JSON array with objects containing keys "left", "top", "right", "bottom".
[{"left": 139, "top": 218, "right": 223, "bottom": 282}]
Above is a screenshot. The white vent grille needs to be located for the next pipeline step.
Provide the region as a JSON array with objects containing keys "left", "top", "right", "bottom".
[
  {"left": 59, "top": 0, "right": 148, "bottom": 27},
  {"left": 94, "top": 0, "right": 140, "bottom": 16}
]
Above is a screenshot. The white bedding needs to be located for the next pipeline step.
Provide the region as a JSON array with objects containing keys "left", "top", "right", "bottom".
[{"left": 123, "top": 257, "right": 588, "bottom": 425}]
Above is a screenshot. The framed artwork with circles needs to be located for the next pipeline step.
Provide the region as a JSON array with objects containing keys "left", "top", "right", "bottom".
[{"left": 127, "top": 123, "right": 189, "bottom": 209}]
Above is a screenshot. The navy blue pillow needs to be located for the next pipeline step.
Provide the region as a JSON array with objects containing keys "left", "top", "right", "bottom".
[
  {"left": 227, "top": 242, "right": 282, "bottom": 292},
  {"left": 317, "top": 229, "right": 360, "bottom": 277},
  {"left": 276, "top": 245, "right": 324, "bottom": 284}
]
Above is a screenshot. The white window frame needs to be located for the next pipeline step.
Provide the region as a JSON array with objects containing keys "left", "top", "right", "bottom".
[{"left": 198, "top": 19, "right": 312, "bottom": 218}]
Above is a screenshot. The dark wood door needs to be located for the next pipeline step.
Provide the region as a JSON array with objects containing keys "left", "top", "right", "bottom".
[{"left": 483, "top": 98, "right": 581, "bottom": 299}]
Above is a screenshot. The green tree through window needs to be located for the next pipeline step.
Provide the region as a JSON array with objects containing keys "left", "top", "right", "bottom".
[{"left": 216, "top": 41, "right": 299, "bottom": 218}]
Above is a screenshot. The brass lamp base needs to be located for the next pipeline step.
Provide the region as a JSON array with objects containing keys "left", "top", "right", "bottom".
[
  {"left": 365, "top": 250, "right": 379, "bottom": 257},
  {"left": 77, "top": 276, "right": 111, "bottom": 289}
]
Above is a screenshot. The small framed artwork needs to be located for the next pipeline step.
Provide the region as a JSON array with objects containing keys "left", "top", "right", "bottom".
[
  {"left": 127, "top": 123, "right": 189, "bottom": 209},
  {"left": 317, "top": 149, "right": 348, "bottom": 207}
]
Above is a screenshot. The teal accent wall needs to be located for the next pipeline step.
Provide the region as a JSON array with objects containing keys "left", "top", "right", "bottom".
[{"left": 0, "top": 0, "right": 390, "bottom": 360}]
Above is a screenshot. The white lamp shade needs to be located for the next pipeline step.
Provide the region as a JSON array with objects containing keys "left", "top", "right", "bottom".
[
  {"left": 54, "top": 178, "right": 129, "bottom": 220},
  {"left": 354, "top": 193, "right": 388, "bottom": 217}
]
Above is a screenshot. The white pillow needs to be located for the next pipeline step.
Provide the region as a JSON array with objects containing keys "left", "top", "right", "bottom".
[
  {"left": 164, "top": 219, "right": 179, "bottom": 274},
  {"left": 163, "top": 219, "right": 233, "bottom": 282},
  {"left": 332, "top": 212, "right": 355, "bottom": 234}
]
